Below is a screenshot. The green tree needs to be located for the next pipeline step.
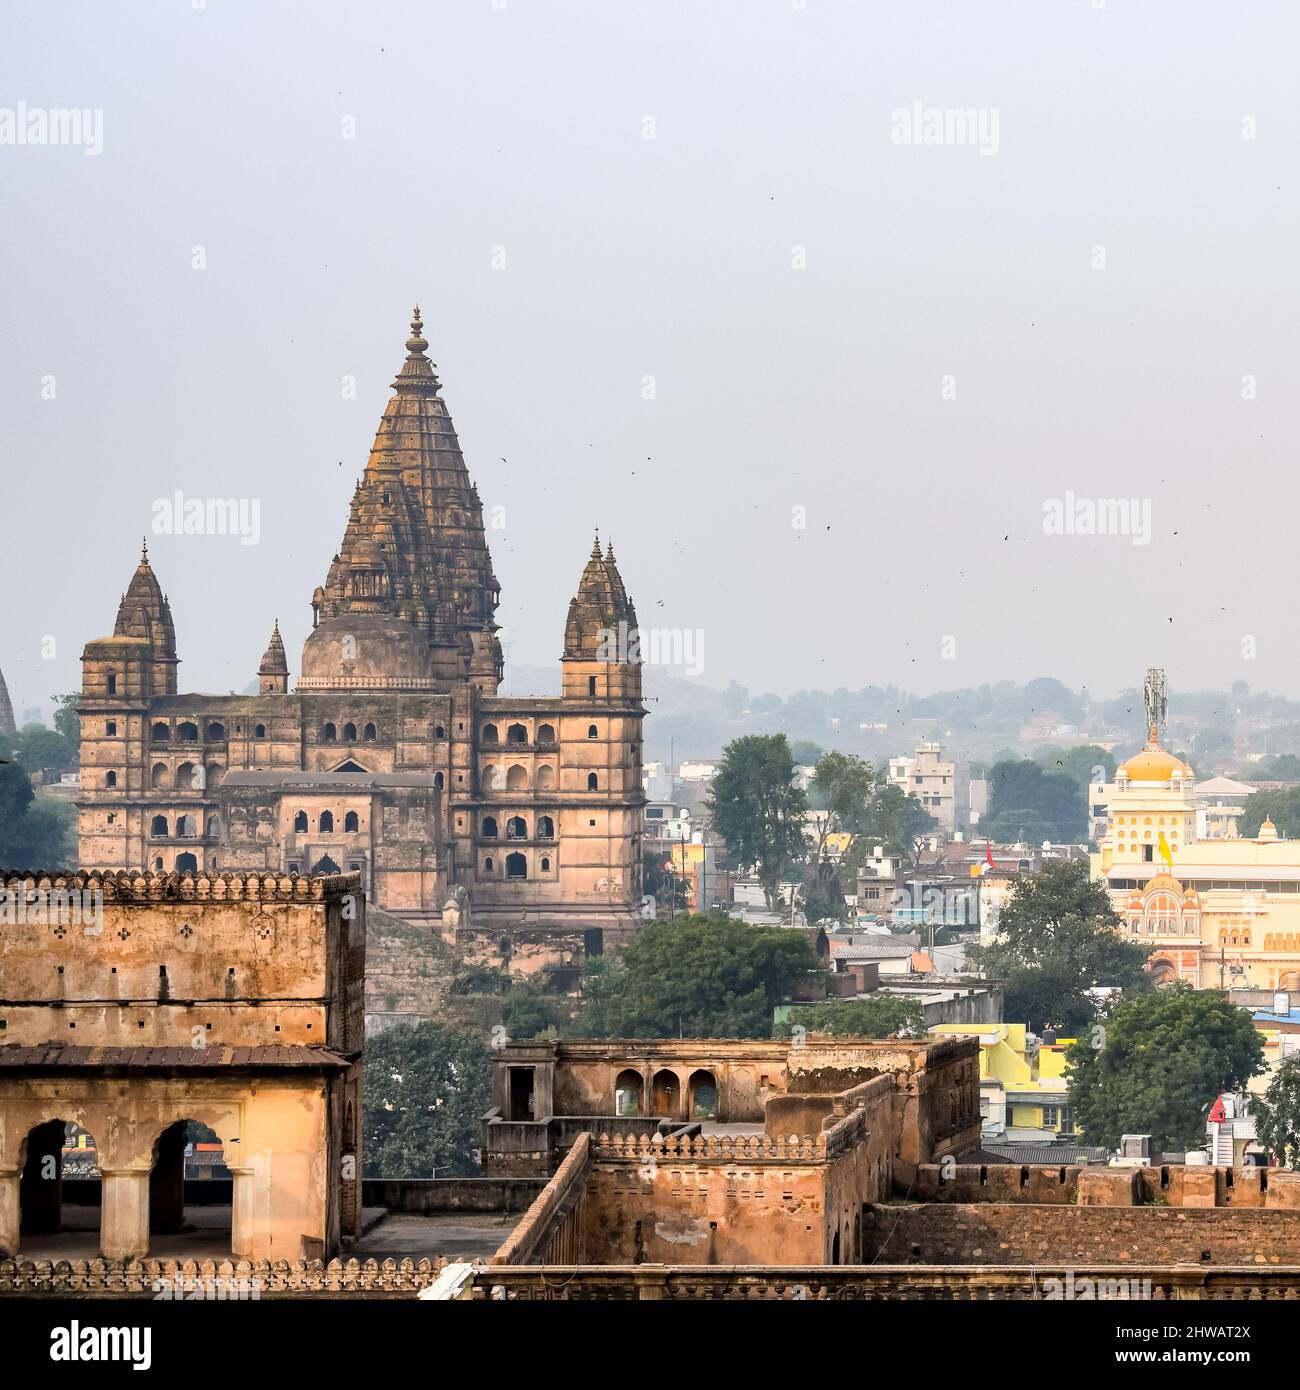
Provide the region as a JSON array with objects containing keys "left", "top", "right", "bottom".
[
  {"left": 789, "top": 740, "right": 825, "bottom": 766},
  {"left": 968, "top": 860, "right": 1151, "bottom": 1032},
  {"left": 1255, "top": 1055, "right": 1300, "bottom": 1169},
  {"left": 643, "top": 847, "right": 691, "bottom": 914},
  {"left": 0, "top": 763, "right": 76, "bottom": 868},
  {"left": 984, "top": 759, "right": 1085, "bottom": 841},
  {"left": 0, "top": 723, "right": 78, "bottom": 777},
  {"left": 775, "top": 996, "right": 925, "bottom": 1040},
  {"left": 1066, "top": 987, "right": 1265, "bottom": 1151},
  {"left": 51, "top": 694, "right": 80, "bottom": 748},
  {"left": 1241, "top": 788, "right": 1300, "bottom": 840},
  {"left": 579, "top": 911, "right": 821, "bottom": 1039},
  {"left": 861, "top": 781, "right": 934, "bottom": 865},
  {"left": 1036, "top": 744, "right": 1115, "bottom": 792},
  {"left": 707, "top": 735, "right": 808, "bottom": 907},
  {"left": 500, "top": 980, "right": 568, "bottom": 1041},
  {"left": 362, "top": 1022, "right": 492, "bottom": 1178}
]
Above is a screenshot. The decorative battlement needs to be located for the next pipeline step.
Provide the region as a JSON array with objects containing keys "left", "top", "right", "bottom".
[
  {"left": 0, "top": 1256, "right": 443, "bottom": 1298},
  {"left": 0, "top": 870, "right": 362, "bottom": 904},
  {"left": 593, "top": 1131, "right": 828, "bottom": 1163}
]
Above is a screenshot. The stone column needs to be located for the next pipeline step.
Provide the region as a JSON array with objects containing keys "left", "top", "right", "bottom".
[
  {"left": 228, "top": 1166, "right": 256, "bottom": 1260},
  {"left": 0, "top": 1168, "right": 21, "bottom": 1258},
  {"left": 100, "top": 1168, "right": 151, "bottom": 1260}
]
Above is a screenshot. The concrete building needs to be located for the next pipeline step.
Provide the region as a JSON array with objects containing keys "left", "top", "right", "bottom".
[{"left": 889, "top": 742, "right": 956, "bottom": 834}]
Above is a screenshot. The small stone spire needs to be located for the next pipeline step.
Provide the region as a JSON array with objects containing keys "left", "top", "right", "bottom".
[
  {"left": 392, "top": 304, "right": 441, "bottom": 396},
  {"left": 258, "top": 619, "right": 290, "bottom": 693}
]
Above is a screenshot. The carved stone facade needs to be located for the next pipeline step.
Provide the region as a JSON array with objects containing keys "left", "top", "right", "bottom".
[{"left": 75, "top": 311, "right": 647, "bottom": 952}]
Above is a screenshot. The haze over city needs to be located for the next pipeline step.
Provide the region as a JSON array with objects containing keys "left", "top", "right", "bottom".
[{"left": 4, "top": 0, "right": 1300, "bottom": 714}]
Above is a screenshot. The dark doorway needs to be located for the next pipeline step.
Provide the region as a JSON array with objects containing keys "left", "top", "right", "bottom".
[{"left": 508, "top": 1068, "right": 535, "bottom": 1122}]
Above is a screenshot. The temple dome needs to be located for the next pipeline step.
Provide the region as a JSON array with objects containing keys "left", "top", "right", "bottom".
[
  {"left": 299, "top": 613, "right": 435, "bottom": 689},
  {"left": 1117, "top": 729, "right": 1193, "bottom": 783}
]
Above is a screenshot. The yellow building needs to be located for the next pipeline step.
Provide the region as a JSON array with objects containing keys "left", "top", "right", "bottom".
[
  {"left": 1092, "top": 727, "right": 1300, "bottom": 990},
  {"left": 929, "top": 1023, "right": 1075, "bottom": 1139}
]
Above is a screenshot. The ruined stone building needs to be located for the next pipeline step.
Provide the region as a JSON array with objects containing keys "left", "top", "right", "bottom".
[
  {"left": 75, "top": 311, "right": 647, "bottom": 960},
  {"left": 0, "top": 870, "right": 364, "bottom": 1263}
]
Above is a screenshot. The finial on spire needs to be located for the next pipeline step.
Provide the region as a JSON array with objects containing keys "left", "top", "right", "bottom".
[
  {"left": 591, "top": 529, "right": 602, "bottom": 560},
  {"left": 141, "top": 537, "right": 149, "bottom": 562},
  {"left": 406, "top": 305, "right": 428, "bottom": 356},
  {"left": 605, "top": 539, "right": 616, "bottom": 563}
]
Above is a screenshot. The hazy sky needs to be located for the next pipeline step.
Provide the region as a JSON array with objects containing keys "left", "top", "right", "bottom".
[{"left": 4, "top": 0, "right": 1299, "bottom": 720}]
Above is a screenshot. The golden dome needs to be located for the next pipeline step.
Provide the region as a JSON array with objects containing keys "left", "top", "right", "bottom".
[{"left": 1117, "top": 727, "right": 1193, "bottom": 782}]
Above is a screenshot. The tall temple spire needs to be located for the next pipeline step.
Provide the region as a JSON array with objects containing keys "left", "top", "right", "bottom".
[{"left": 310, "top": 301, "right": 502, "bottom": 692}]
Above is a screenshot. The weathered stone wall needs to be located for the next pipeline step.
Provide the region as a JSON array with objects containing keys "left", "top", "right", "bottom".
[
  {"left": 862, "top": 1203, "right": 1300, "bottom": 1265},
  {"left": 909, "top": 1164, "right": 1300, "bottom": 1209},
  {"left": 362, "top": 1178, "right": 545, "bottom": 1213}
]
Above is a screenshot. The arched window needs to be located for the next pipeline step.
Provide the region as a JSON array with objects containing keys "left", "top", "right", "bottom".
[
  {"left": 206, "top": 722, "right": 225, "bottom": 741},
  {"left": 320, "top": 810, "right": 334, "bottom": 832},
  {"left": 537, "top": 723, "right": 556, "bottom": 745},
  {"left": 434, "top": 772, "right": 445, "bottom": 790},
  {"left": 105, "top": 770, "right": 117, "bottom": 788},
  {"left": 176, "top": 814, "right": 198, "bottom": 839},
  {"left": 177, "top": 722, "right": 198, "bottom": 742},
  {"left": 435, "top": 725, "right": 446, "bottom": 739},
  {"left": 507, "top": 816, "right": 528, "bottom": 840},
  {"left": 322, "top": 723, "right": 337, "bottom": 742},
  {"left": 588, "top": 676, "right": 597, "bottom": 697},
  {"left": 541, "top": 856, "right": 551, "bottom": 872},
  {"left": 536, "top": 765, "right": 556, "bottom": 790},
  {"left": 175, "top": 851, "right": 198, "bottom": 872},
  {"left": 587, "top": 772, "right": 599, "bottom": 791},
  {"left": 151, "top": 763, "right": 168, "bottom": 789},
  {"left": 294, "top": 811, "right": 308, "bottom": 832},
  {"left": 537, "top": 816, "right": 555, "bottom": 840},
  {"left": 205, "top": 763, "right": 224, "bottom": 789},
  {"left": 588, "top": 724, "right": 598, "bottom": 739},
  {"left": 484, "top": 856, "right": 494, "bottom": 873},
  {"left": 206, "top": 815, "right": 220, "bottom": 838},
  {"left": 482, "top": 816, "right": 498, "bottom": 839},
  {"left": 344, "top": 810, "right": 359, "bottom": 832},
  {"left": 482, "top": 723, "right": 499, "bottom": 744},
  {"left": 507, "top": 723, "right": 527, "bottom": 745},
  {"left": 154, "top": 857, "right": 164, "bottom": 871},
  {"left": 152, "top": 722, "right": 170, "bottom": 742},
  {"left": 363, "top": 723, "right": 376, "bottom": 741},
  {"left": 506, "top": 852, "right": 527, "bottom": 880},
  {"left": 176, "top": 761, "right": 200, "bottom": 790},
  {"left": 506, "top": 765, "right": 528, "bottom": 791},
  {"left": 343, "top": 722, "right": 357, "bottom": 742},
  {"left": 106, "top": 673, "right": 117, "bottom": 694},
  {"left": 151, "top": 815, "right": 168, "bottom": 837},
  {"left": 614, "top": 1069, "right": 643, "bottom": 1117},
  {"left": 254, "top": 724, "right": 266, "bottom": 738},
  {"left": 106, "top": 721, "right": 117, "bottom": 736}
]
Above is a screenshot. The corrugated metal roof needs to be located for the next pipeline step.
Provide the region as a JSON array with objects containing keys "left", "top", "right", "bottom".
[
  {"left": 0, "top": 1043, "right": 352, "bottom": 1070},
  {"left": 980, "top": 1142, "right": 1110, "bottom": 1165}
]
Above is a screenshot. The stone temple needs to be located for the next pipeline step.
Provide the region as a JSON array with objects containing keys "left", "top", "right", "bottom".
[{"left": 76, "top": 309, "right": 647, "bottom": 959}]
